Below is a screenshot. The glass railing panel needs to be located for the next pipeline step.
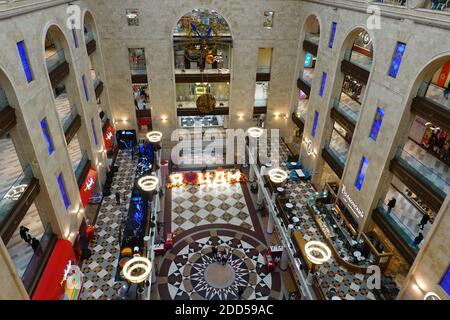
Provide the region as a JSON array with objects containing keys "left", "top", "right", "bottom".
[
  {"left": 254, "top": 99, "right": 268, "bottom": 107},
  {"left": 74, "top": 152, "right": 89, "bottom": 180},
  {"left": 372, "top": 0, "right": 407, "bottom": 6},
  {"left": 0, "top": 87, "right": 9, "bottom": 111},
  {"left": 21, "top": 224, "right": 55, "bottom": 291},
  {"left": 325, "top": 140, "right": 347, "bottom": 169},
  {"left": 376, "top": 200, "right": 419, "bottom": 253},
  {"left": 62, "top": 105, "right": 78, "bottom": 132},
  {"left": 131, "top": 63, "right": 147, "bottom": 75},
  {"left": 93, "top": 73, "right": 102, "bottom": 88},
  {"left": 395, "top": 147, "right": 450, "bottom": 198},
  {"left": 418, "top": 81, "right": 450, "bottom": 112},
  {"left": 305, "top": 32, "right": 320, "bottom": 45},
  {"left": 333, "top": 98, "right": 359, "bottom": 124},
  {"left": 46, "top": 49, "right": 66, "bottom": 73},
  {"left": 84, "top": 31, "right": 94, "bottom": 43},
  {"left": 256, "top": 66, "right": 271, "bottom": 74},
  {"left": 344, "top": 48, "right": 373, "bottom": 72},
  {"left": 0, "top": 166, "right": 34, "bottom": 226}
]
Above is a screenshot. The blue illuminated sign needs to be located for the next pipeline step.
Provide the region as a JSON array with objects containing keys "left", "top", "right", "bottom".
[
  {"left": 388, "top": 42, "right": 406, "bottom": 78},
  {"left": 328, "top": 22, "right": 337, "bottom": 49},
  {"left": 312, "top": 111, "right": 319, "bottom": 138},
  {"left": 355, "top": 156, "right": 369, "bottom": 191},
  {"left": 369, "top": 107, "right": 385, "bottom": 141}
]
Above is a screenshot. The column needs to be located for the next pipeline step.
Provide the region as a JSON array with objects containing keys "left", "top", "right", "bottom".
[
  {"left": 267, "top": 210, "right": 274, "bottom": 234},
  {"left": 257, "top": 186, "right": 264, "bottom": 205},
  {"left": 249, "top": 165, "right": 255, "bottom": 182},
  {"left": 279, "top": 249, "right": 289, "bottom": 271}
]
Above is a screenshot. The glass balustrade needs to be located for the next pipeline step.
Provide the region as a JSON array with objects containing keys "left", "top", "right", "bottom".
[
  {"left": 74, "top": 152, "right": 89, "bottom": 181},
  {"left": 376, "top": 200, "right": 419, "bottom": 253},
  {"left": 344, "top": 48, "right": 373, "bottom": 72},
  {"left": 84, "top": 31, "right": 94, "bottom": 43},
  {"left": 256, "top": 66, "right": 271, "bottom": 74},
  {"left": 93, "top": 73, "right": 102, "bottom": 88},
  {"left": 417, "top": 81, "right": 450, "bottom": 112},
  {"left": 45, "top": 49, "right": 66, "bottom": 73},
  {"left": 333, "top": 97, "right": 359, "bottom": 124},
  {"left": 61, "top": 105, "right": 78, "bottom": 133},
  {"left": 0, "top": 166, "right": 34, "bottom": 226},
  {"left": 305, "top": 32, "right": 320, "bottom": 45},
  {"left": 325, "top": 139, "right": 347, "bottom": 169},
  {"left": 395, "top": 147, "right": 449, "bottom": 199},
  {"left": 0, "top": 87, "right": 9, "bottom": 111}
]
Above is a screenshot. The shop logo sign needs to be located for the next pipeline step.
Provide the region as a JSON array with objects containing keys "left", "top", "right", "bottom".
[
  {"left": 366, "top": 5, "right": 382, "bottom": 30},
  {"left": 340, "top": 184, "right": 365, "bottom": 219},
  {"left": 66, "top": 5, "right": 82, "bottom": 30}
]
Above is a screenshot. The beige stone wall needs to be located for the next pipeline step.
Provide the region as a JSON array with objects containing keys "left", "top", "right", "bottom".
[
  {"left": 0, "top": 0, "right": 110, "bottom": 297},
  {"left": 86, "top": 0, "right": 302, "bottom": 139}
]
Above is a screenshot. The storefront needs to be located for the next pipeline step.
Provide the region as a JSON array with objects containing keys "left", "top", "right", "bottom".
[{"left": 32, "top": 240, "right": 83, "bottom": 300}]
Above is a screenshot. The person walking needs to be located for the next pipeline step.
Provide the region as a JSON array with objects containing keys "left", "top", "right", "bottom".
[
  {"left": 115, "top": 192, "right": 121, "bottom": 205},
  {"left": 418, "top": 213, "right": 431, "bottom": 230},
  {"left": 31, "top": 238, "right": 40, "bottom": 252},
  {"left": 387, "top": 197, "right": 396, "bottom": 214},
  {"left": 212, "top": 246, "right": 218, "bottom": 260},
  {"left": 19, "top": 226, "right": 31, "bottom": 244},
  {"left": 413, "top": 232, "right": 424, "bottom": 246}
]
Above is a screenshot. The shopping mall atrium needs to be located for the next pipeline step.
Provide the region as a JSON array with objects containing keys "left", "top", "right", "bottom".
[{"left": 0, "top": 0, "right": 449, "bottom": 301}]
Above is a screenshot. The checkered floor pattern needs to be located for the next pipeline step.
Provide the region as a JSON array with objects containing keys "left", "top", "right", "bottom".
[
  {"left": 80, "top": 150, "right": 137, "bottom": 300},
  {"left": 170, "top": 183, "right": 254, "bottom": 236}
]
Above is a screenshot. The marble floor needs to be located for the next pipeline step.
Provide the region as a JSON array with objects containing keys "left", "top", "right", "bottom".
[
  {"left": 169, "top": 183, "right": 254, "bottom": 237},
  {"left": 6, "top": 203, "right": 45, "bottom": 277},
  {"left": 0, "top": 136, "right": 23, "bottom": 199},
  {"left": 80, "top": 150, "right": 138, "bottom": 300},
  {"left": 157, "top": 229, "right": 282, "bottom": 300}
]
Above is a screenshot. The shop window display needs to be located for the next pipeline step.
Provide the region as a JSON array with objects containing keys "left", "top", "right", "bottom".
[{"left": 342, "top": 75, "right": 364, "bottom": 103}]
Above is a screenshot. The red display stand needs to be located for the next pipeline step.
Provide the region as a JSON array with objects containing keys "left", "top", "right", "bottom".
[
  {"left": 264, "top": 252, "right": 276, "bottom": 273},
  {"left": 153, "top": 243, "right": 165, "bottom": 255},
  {"left": 164, "top": 233, "right": 174, "bottom": 250}
]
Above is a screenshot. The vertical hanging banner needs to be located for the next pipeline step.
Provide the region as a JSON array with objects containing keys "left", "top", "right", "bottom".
[
  {"left": 80, "top": 167, "right": 98, "bottom": 207},
  {"left": 437, "top": 61, "right": 450, "bottom": 87},
  {"left": 103, "top": 123, "right": 116, "bottom": 151}
]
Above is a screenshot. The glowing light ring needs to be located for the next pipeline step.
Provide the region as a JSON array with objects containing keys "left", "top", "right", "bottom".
[
  {"left": 138, "top": 176, "right": 159, "bottom": 191},
  {"left": 305, "top": 241, "right": 332, "bottom": 265},
  {"left": 268, "top": 168, "right": 288, "bottom": 184},
  {"left": 146, "top": 131, "right": 162, "bottom": 143},
  {"left": 122, "top": 257, "right": 152, "bottom": 284},
  {"left": 424, "top": 292, "right": 441, "bottom": 300},
  {"left": 247, "top": 127, "right": 264, "bottom": 138}
]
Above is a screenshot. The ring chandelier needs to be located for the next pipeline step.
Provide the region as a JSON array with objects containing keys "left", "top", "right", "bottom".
[
  {"left": 304, "top": 241, "right": 332, "bottom": 265},
  {"left": 247, "top": 127, "right": 264, "bottom": 138},
  {"left": 146, "top": 131, "right": 163, "bottom": 143},
  {"left": 268, "top": 168, "right": 288, "bottom": 184},
  {"left": 138, "top": 175, "right": 159, "bottom": 191},
  {"left": 122, "top": 257, "right": 152, "bottom": 284}
]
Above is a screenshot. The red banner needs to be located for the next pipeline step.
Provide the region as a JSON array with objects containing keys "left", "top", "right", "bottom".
[
  {"left": 103, "top": 123, "right": 115, "bottom": 151},
  {"left": 437, "top": 61, "right": 450, "bottom": 87},
  {"left": 80, "top": 167, "right": 97, "bottom": 207}
]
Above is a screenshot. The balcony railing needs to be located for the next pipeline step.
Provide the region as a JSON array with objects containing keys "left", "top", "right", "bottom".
[
  {"left": 376, "top": 200, "right": 419, "bottom": 254},
  {"left": 254, "top": 98, "right": 268, "bottom": 107},
  {"left": 61, "top": 105, "right": 78, "bottom": 133},
  {"left": 45, "top": 49, "right": 66, "bottom": 73},
  {"left": 324, "top": 140, "right": 347, "bottom": 169},
  {"left": 305, "top": 32, "right": 320, "bottom": 45},
  {"left": 344, "top": 48, "right": 373, "bottom": 72},
  {"left": 417, "top": 81, "right": 450, "bottom": 112},
  {"left": 0, "top": 87, "right": 9, "bottom": 111},
  {"left": 130, "top": 63, "right": 147, "bottom": 75},
  {"left": 74, "top": 151, "right": 89, "bottom": 181},
  {"left": 333, "top": 97, "right": 359, "bottom": 124},
  {"left": 0, "top": 166, "right": 35, "bottom": 226},
  {"left": 372, "top": 0, "right": 406, "bottom": 6},
  {"left": 84, "top": 31, "right": 94, "bottom": 44},
  {"left": 395, "top": 147, "right": 449, "bottom": 198},
  {"left": 256, "top": 66, "right": 271, "bottom": 74},
  {"left": 21, "top": 224, "right": 56, "bottom": 295}
]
